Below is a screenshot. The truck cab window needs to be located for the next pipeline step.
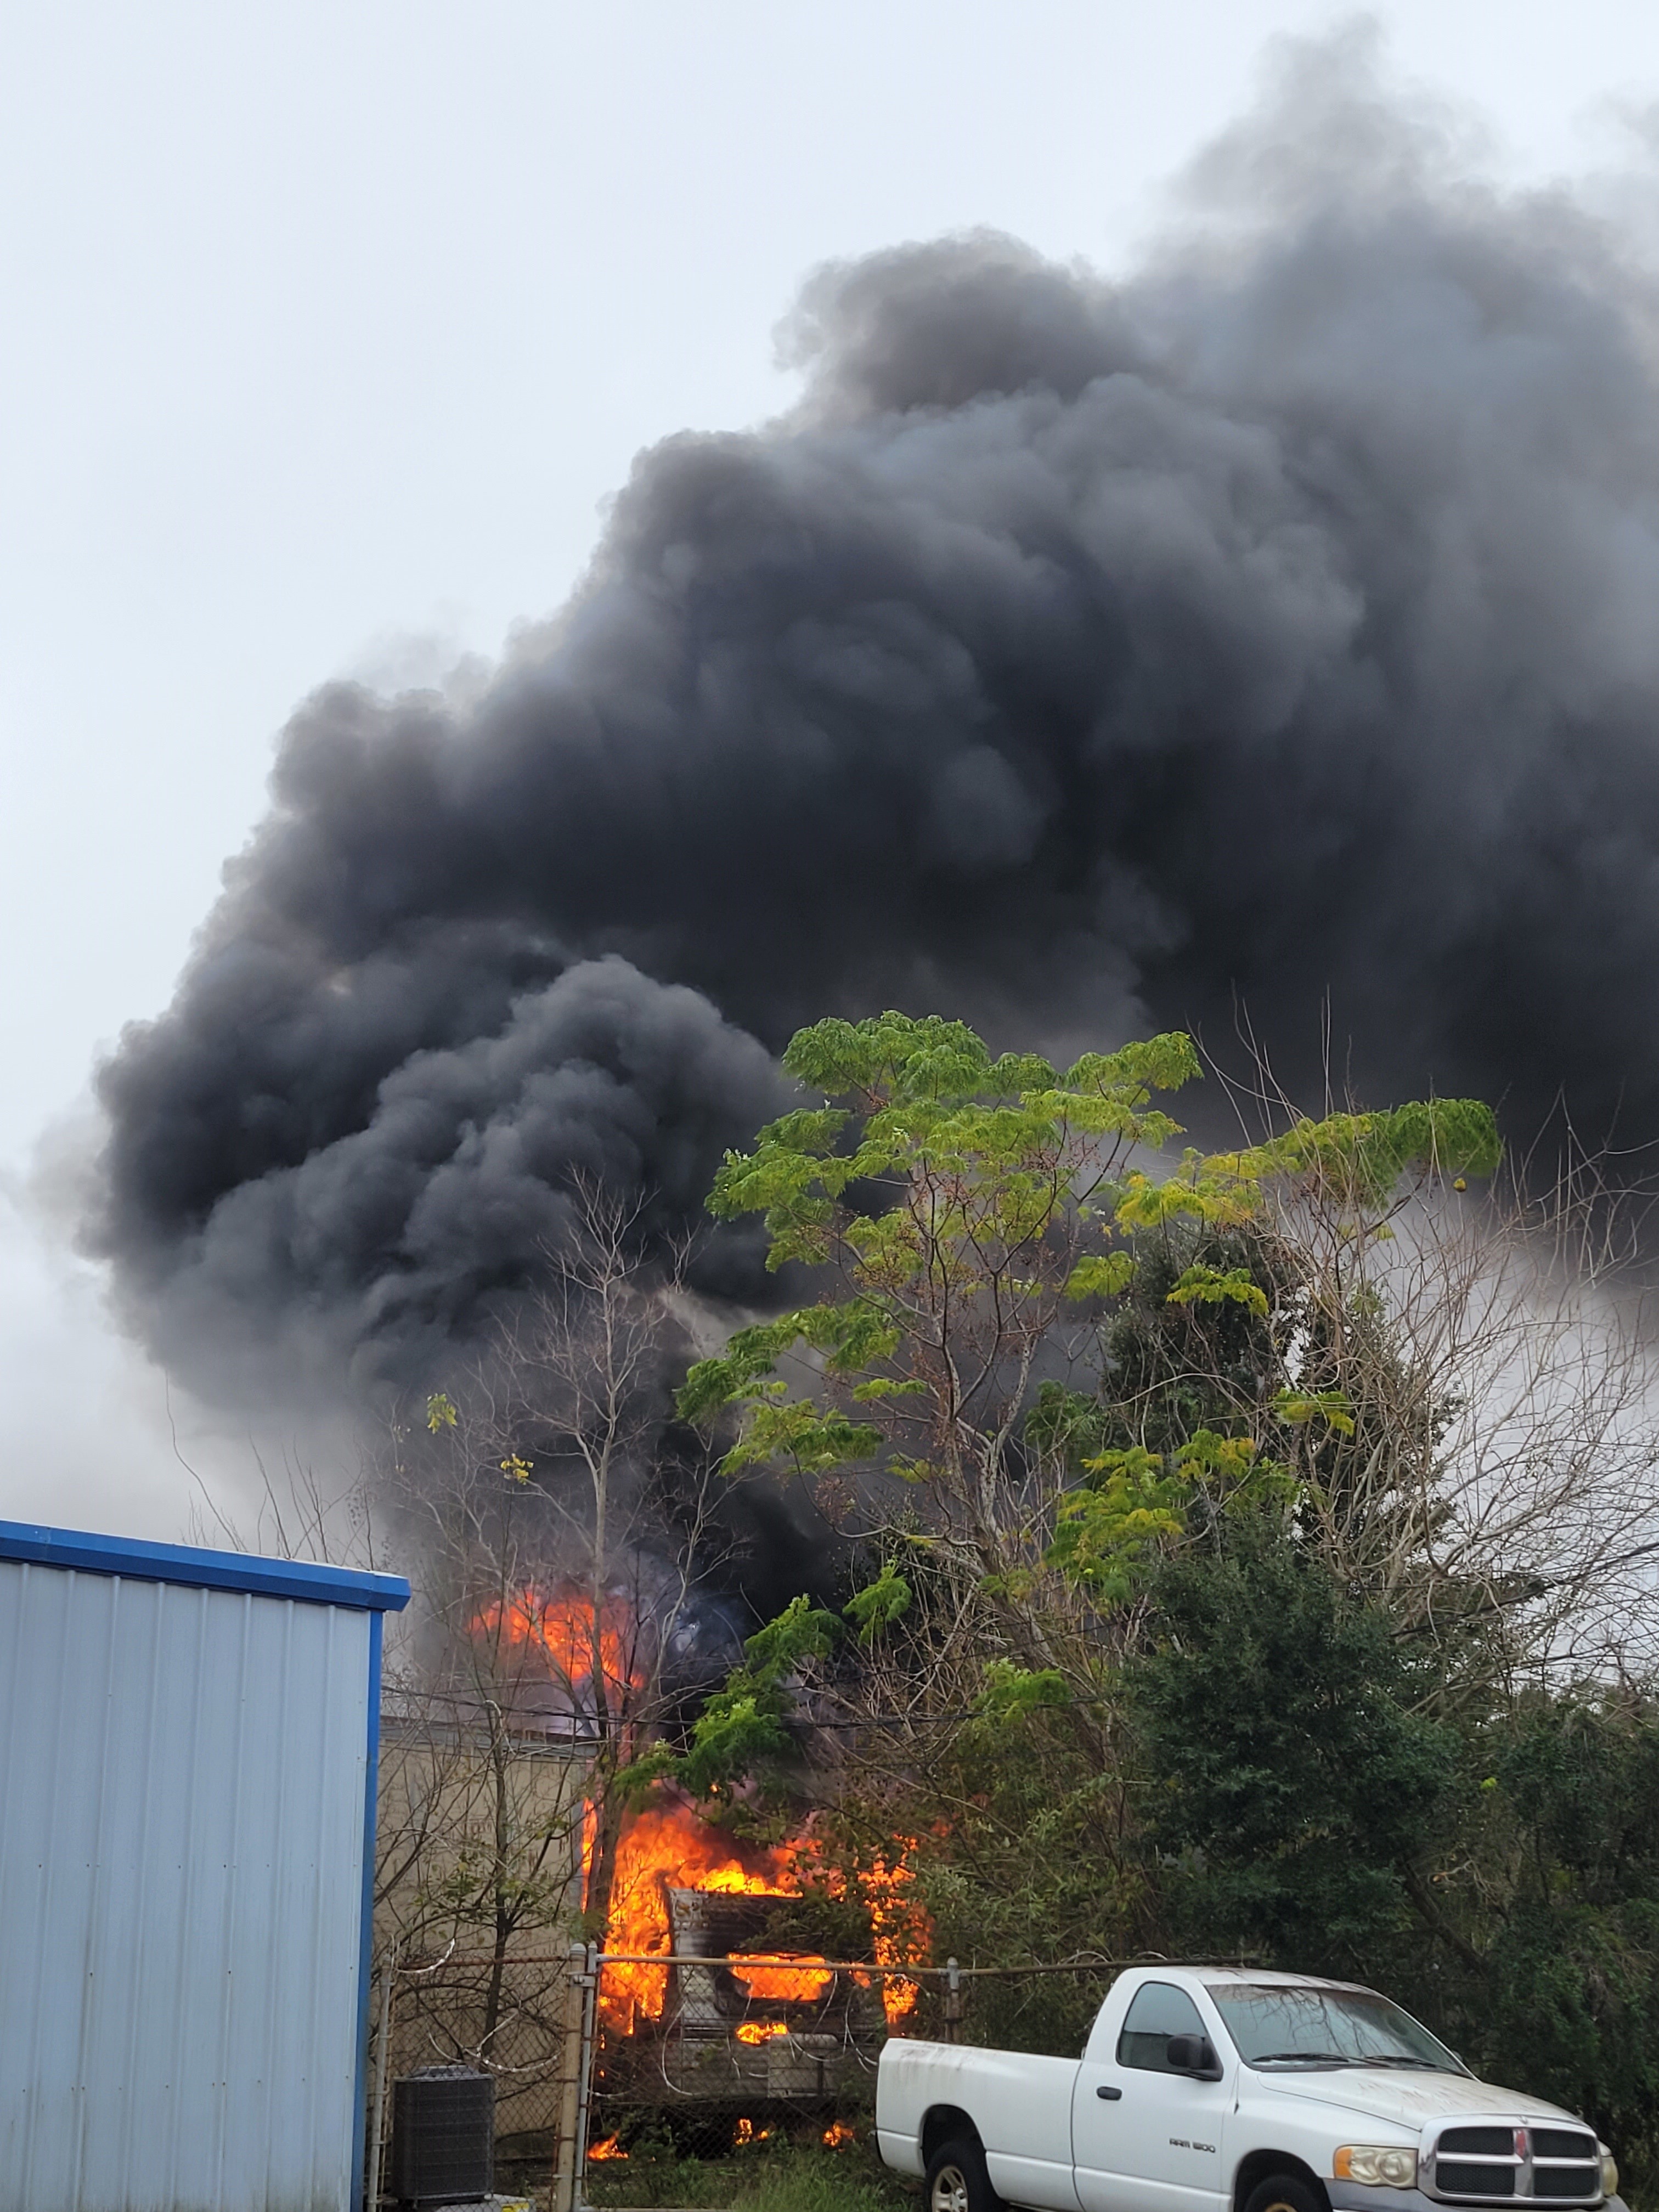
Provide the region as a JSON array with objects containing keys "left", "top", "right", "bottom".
[{"left": 1117, "top": 1982, "right": 1207, "bottom": 2072}]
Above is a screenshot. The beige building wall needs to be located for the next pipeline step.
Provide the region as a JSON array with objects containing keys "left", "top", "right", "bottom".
[{"left": 371, "top": 1709, "right": 594, "bottom": 2164}]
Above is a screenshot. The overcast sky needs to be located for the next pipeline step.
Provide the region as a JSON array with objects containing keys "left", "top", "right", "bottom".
[{"left": 5, "top": 0, "right": 1659, "bottom": 1544}]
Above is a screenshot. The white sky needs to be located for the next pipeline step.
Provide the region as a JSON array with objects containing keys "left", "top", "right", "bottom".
[{"left": 4, "top": 0, "right": 1659, "bottom": 1543}]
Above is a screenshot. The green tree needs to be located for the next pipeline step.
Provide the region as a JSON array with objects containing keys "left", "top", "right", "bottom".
[
  {"left": 1464, "top": 1691, "right": 1659, "bottom": 2192},
  {"left": 678, "top": 1012, "right": 1494, "bottom": 1630},
  {"left": 659, "top": 1012, "right": 1498, "bottom": 2047},
  {"left": 1123, "top": 1523, "right": 1463, "bottom": 1968}
]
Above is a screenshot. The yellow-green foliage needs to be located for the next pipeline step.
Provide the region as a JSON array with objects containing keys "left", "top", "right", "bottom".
[{"left": 678, "top": 1011, "right": 1496, "bottom": 1605}]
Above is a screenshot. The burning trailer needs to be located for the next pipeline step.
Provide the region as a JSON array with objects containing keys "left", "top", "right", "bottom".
[
  {"left": 595, "top": 1883, "right": 885, "bottom": 2111},
  {"left": 584, "top": 1798, "right": 925, "bottom": 2159},
  {"left": 453, "top": 1585, "right": 916, "bottom": 2120}
]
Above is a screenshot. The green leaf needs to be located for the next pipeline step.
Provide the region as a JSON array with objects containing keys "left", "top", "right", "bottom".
[
  {"left": 1025, "top": 1382, "right": 1110, "bottom": 1470},
  {"left": 677, "top": 1008, "right": 1489, "bottom": 1626},
  {"left": 1272, "top": 1386, "right": 1357, "bottom": 1436},
  {"left": 742, "top": 1593, "right": 843, "bottom": 1675},
  {"left": 1049, "top": 1449, "right": 1187, "bottom": 1600},
  {"left": 1206, "top": 1100, "right": 1501, "bottom": 1210},
  {"left": 1165, "top": 1262, "right": 1269, "bottom": 1317},
  {"left": 652, "top": 1596, "right": 843, "bottom": 1802},
  {"left": 720, "top": 1400, "right": 883, "bottom": 1476},
  {"left": 845, "top": 1564, "right": 913, "bottom": 1643},
  {"left": 1063, "top": 1251, "right": 1136, "bottom": 1300},
  {"left": 975, "top": 1658, "right": 1069, "bottom": 1717}
]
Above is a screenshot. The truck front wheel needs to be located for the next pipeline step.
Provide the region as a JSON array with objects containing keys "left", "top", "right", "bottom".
[
  {"left": 1243, "top": 2174, "right": 1327, "bottom": 2212},
  {"left": 927, "top": 2136, "right": 1002, "bottom": 2212}
]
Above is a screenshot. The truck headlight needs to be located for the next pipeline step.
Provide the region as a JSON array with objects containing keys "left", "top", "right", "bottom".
[
  {"left": 1599, "top": 2153, "right": 1618, "bottom": 2200},
  {"left": 1334, "top": 2146, "right": 1419, "bottom": 2188}
]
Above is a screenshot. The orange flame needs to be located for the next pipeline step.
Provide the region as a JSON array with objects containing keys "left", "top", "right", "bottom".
[
  {"left": 735, "top": 2019, "right": 793, "bottom": 2045},
  {"left": 858, "top": 1842, "right": 928, "bottom": 2025},
  {"left": 588, "top": 2136, "right": 628, "bottom": 2162},
  {"left": 472, "top": 1585, "right": 641, "bottom": 1695},
  {"left": 823, "top": 2122, "right": 856, "bottom": 2149},
  {"left": 730, "top": 1953, "right": 833, "bottom": 2003},
  {"left": 588, "top": 1795, "right": 930, "bottom": 2036},
  {"left": 593, "top": 1798, "right": 828, "bottom": 2032},
  {"left": 733, "top": 2118, "right": 770, "bottom": 2146}
]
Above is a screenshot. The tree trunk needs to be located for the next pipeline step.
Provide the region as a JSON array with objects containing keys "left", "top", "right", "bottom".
[
  {"left": 583, "top": 1761, "right": 627, "bottom": 1948},
  {"left": 482, "top": 1729, "right": 514, "bottom": 2048}
]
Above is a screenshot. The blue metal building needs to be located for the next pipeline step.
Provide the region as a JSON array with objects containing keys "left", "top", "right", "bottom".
[{"left": 0, "top": 1519, "right": 409, "bottom": 2212}]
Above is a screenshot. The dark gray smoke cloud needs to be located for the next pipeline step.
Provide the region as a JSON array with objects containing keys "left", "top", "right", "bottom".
[{"left": 88, "top": 31, "right": 1659, "bottom": 1406}]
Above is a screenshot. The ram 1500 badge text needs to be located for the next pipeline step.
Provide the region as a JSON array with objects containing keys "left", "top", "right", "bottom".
[{"left": 876, "top": 1967, "right": 1623, "bottom": 2212}]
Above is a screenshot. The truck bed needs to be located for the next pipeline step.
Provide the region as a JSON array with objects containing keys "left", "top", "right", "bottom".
[{"left": 877, "top": 2037, "right": 1082, "bottom": 2212}]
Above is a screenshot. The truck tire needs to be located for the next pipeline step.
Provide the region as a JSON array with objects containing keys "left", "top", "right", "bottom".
[
  {"left": 1243, "top": 2174, "right": 1327, "bottom": 2212},
  {"left": 926, "top": 2136, "right": 1002, "bottom": 2212}
]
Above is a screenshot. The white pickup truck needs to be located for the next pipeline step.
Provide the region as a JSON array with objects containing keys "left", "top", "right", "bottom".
[{"left": 876, "top": 1968, "right": 1624, "bottom": 2212}]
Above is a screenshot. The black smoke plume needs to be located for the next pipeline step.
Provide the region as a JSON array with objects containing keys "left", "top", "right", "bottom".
[{"left": 88, "top": 31, "right": 1659, "bottom": 1414}]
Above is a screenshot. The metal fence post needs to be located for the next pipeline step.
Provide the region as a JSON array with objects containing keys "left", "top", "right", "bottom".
[
  {"left": 944, "top": 1957, "right": 962, "bottom": 2043},
  {"left": 552, "top": 1943, "right": 589, "bottom": 2212},
  {"left": 573, "top": 1942, "right": 600, "bottom": 2209},
  {"left": 366, "top": 1945, "right": 397, "bottom": 2209}
]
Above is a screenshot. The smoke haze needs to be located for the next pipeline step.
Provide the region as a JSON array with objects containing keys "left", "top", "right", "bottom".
[{"left": 87, "top": 30, "right": 1659, "bottom": 1408}]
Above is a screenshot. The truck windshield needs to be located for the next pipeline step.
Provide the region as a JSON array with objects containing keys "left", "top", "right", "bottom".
[{"left": 1205, "top": 1985, "right": 1465, "bottom": 2073}]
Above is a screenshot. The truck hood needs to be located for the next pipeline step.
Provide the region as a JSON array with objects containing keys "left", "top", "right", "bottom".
[{"left": 1259, "top": 2069, "right": 1585, "bottom": 2134}]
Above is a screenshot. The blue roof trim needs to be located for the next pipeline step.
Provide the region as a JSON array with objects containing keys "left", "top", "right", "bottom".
[
  {"left": 353, "top": 1607, "right": 386, "bottom": 2212},
  {"left": 0, "top": 1519, "right": 410, "bottom": 1612}
]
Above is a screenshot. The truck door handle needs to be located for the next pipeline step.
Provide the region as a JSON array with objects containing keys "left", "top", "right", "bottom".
[{"left": 1096, "top": 2086, "right": 1122, "bottom": 2101}]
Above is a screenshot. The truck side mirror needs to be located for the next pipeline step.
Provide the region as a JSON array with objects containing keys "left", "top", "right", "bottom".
[{"left": 1165, "top": 2034, "right": 1222, "bottom": 2080}]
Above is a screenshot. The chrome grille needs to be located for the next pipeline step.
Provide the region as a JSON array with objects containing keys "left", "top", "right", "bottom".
[
  {"left": 1536, "top": 2136, "right": 1597, "bottom": 2162},
  {"left": 1437, "top": 2164, "right": 1521, "bottom": 2198},
  {"left": 1427, "top": 2123, "right": 1601, "bottom": 2205},
  {"left": 1534, "top": 2172, "right": 1601, "bottom": 2202}
]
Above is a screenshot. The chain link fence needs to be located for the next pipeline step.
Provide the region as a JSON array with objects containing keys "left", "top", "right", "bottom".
[
  {"left": 366, "top": 1945, "right": 1137, "bottom": 2208},
  {"left": 373, "top": 1950, "right": 578, "bottom": 2201},
  {"left": 585, "top": 1945, "right": 903, "bottom": 2177}
]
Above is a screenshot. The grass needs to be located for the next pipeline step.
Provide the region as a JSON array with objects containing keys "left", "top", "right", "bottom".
[
  {"left": 584, "top": 2140, "right": 1655, "bottom": 2212},
  {"left": 733, "top": 2145, "right": 910, "bottom": 2212},
  {"left": 586, "top": 2139, "right": 915, "bottom": 2212}
]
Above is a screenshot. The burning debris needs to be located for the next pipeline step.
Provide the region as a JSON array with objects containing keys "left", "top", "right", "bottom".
[
  {"left": 591, "top": 1797, "right": 927, "bottom": 2030},
  {"left": 859, "top": 1849, "right": 924, "bottom": 2025},
  {"left": 592, "top": 1799, "right": 826, "bottom": 2035},
  {"left": 471, "top": 1585, "right": 642, "bottom": 1707},
  {"left": 582, "top": 1792, "right": 927, "bottom": 2115}
]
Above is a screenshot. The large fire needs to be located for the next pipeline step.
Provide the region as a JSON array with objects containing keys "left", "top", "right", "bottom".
[
  {"left": 472, "top": 1584, "right": 640, "bottom": 1697},
  {"left": 472, "top": 1591, "right": 935, "bottom": 2044},
  {"left": 594, "top": 1798, "right": 832, "bottom": 2032},
  {"left": 590, "top": 1796, "right": 932, "bottom": 2035}
]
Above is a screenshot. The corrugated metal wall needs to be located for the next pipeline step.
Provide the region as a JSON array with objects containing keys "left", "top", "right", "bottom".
[{"left": 0, "top": 1561, "right": 372, "bottom": 2212}]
